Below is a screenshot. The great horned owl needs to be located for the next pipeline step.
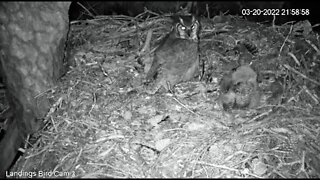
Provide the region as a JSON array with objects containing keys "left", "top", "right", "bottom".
[{"left": 145, "top": 15, "right": 201, "bottom": 94}]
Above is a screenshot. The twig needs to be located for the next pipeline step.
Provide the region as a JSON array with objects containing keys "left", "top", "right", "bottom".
[
  {"left": 172, "top": 96, "right": 199, "bottom": 116},
  {"left": 303, "top": 85, "right": 319, "bottom": 104},
  {"left": 89, "top": 91, "right": 97, "bottom": 115},
  {"left": 139, "top": 29, "right": 153, "bottom": 55},
  {"left": 109, "top": 28, "right": 137, "bottom": 39},
  {"left": 287, "top": 52, "right": 301, "bottom": 66},
  {"left": 283, "top": 64, "right": 320, "bottom": 86},
  {"left": 196, "top": 161, "right": 262, "bottom": 178},
  {"left": 279, "top": 24, "right": 293, "bottom": 55},
  {"left": 87, "top": 162, "right": 134, "bottom": 177},
  {"left": 206, "top": 4, "right": 210, "bottom": 18},
  {"left": 77, "top": 2, "right": 95, "bottom": 18},
  {"left": 245, "top": 109, "right": 273, "bottom": 124},
  {"left": 171, "top": 95, "right": 228, "bottom": 129},
  {"left": 297, "top": 151, "right": 310, "bottom": 178},
  {"left": 305, "top": 39, "right": 320, "bottom": 55},
  {"left": 25, "top": 146, "right": 49, "bottom": 159},
  {"left": 114, "top": 13, "right": 146, "bottom": 33},
  {"left": 143, "top": 7, "right": 160, "bottom": 17},
  {"left": 73, "top": 148, "right": 83, "bottom": 169},
  {"left": 272, "top": 15, "right": 276, "bottom": 28},
  {"left": 109, "top": 18, "right": 167, "bottom": 39},
  {"left": 134, "top": 10, "right": 149, "bottom": 20}
]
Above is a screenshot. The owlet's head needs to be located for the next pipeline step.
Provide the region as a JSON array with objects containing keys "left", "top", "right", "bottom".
[{"left": 172, "top": 15, "right": 200, "bottom": 41}]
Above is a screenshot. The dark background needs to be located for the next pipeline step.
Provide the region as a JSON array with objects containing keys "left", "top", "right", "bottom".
[{"left": 69, "top": 1, "right": 320, "bottom": 31}]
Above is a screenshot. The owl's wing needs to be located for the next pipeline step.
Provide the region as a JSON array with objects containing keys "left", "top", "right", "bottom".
[
  {"left": 146, "top": 55, "right": 161, "bottom": 81},
  {"left": 145, "top": 37, "right": 175, "bottom": 81},
  {"left": 220, "top": 75, "right": 233, "bottom": 93}
]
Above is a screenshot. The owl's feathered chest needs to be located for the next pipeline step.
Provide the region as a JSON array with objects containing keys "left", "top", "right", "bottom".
[{"left": 155, "top": 32, "right": 198, "bottom": 56}]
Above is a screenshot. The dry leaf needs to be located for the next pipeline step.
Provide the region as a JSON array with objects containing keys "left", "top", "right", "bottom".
[
  {"left": 253, "top": 162, "right": 267, "bottom": 176},
  {"left": 148, "top": 115, "right": 165, "bottom": 126},
  {"left": 155, "top": 138, "right": 171, "bottom": 151},
  {"left": 123, "top": 110, "right": 132, "bottom": 120},
  {"left": 186, "top": 122, "right": 206, "bottom": 131}
]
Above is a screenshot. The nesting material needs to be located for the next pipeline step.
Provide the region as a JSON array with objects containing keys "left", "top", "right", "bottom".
[{"left": 10, "top": 10, "right": 320, "bottom": 178}]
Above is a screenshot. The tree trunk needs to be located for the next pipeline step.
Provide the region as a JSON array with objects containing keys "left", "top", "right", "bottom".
[{"left": 0, "top": 2, "right": 70, "bottom": 176}]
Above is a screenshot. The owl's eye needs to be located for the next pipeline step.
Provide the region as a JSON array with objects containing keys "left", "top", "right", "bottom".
[
  {"left": 191, "top": 23, "right": 198, "bottom": 30},
  {"left": 179, "top": 25, "right": 186, "bottom": 30}
]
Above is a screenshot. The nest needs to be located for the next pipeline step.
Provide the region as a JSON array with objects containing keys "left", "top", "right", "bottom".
[{"left": 11, "top": 10, "right": 320, "bottom": 178}]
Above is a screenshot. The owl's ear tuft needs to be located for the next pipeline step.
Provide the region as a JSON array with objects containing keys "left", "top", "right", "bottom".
[
  {"left": 192, "top": 15, "right": 195, "bottom": 22},
  {"left": 171, "top": 15, "right": 180, "bottom": 23},
  {"left": 191, "top": 14, "right": 200, "bottom": 23}
]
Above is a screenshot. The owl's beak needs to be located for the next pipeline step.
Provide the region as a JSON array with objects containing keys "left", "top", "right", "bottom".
[
  {"left": 187, "top": 28, "right": 198, "bottom": 41},
  {"left": 186, "top": 29, "right": 192, "bottom": 36}
]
